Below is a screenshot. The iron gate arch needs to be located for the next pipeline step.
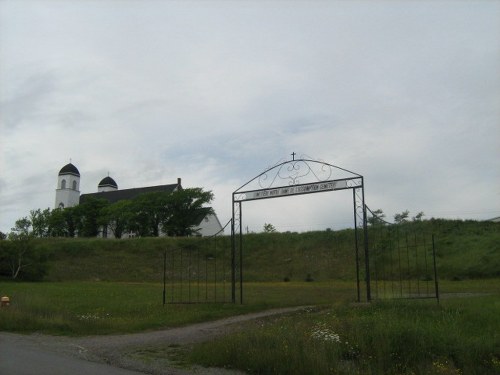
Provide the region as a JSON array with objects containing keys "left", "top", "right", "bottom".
[{"left": 231, "top": 155, "right": 371, "bottom": 304}]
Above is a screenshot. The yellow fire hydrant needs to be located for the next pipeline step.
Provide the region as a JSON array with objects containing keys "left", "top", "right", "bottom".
[{"left": 1, "top": 296, "right": 10, "bottom": 307}]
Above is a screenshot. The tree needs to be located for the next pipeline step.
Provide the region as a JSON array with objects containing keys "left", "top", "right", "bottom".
[
  {"left": 413, "top": 211, "right": 425, "bottom": 221},
  {"left": 30, "top": 208, "right": 52, "bottom": 237},
  {"left": 394, "top": 210, "right": 410, "bottom": 224},
  {"left": 99, "top": 200, "right": 133, "bottom": 238},
  {"left": 0, "top": 217, "right": 48, "bottom": 280},
  {"left": 161, "top": 188, "right": 214, "bottom": 236},
  {"left": 368, "top": 208, "right": 386, "bottom": 226},
  {"left": 47, "top": 208, "right": 67, "bottom": 237},
  {"left": 62, "top": 206, "right": 79, "bottom": 237},
  {"left": 129, "top": 192, "right": 170, "bottom": 237},
  {"left": 76, "top": 197, "right": 109, "bottom": 237},
  {"left": 263, "top": 223, "right": 277, "bottom": 233}
]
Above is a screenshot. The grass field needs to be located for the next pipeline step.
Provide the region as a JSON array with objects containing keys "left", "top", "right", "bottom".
[
  {"left": 0, "top": 280, "right": 355, "bottom": 335},
  {"left": 0, "top": 279, "right": 499, "bottom": 374}
]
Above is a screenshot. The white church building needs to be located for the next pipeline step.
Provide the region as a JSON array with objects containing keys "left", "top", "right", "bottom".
[{"left": 55, "top": 162, "right": 223, "bottom": 237}]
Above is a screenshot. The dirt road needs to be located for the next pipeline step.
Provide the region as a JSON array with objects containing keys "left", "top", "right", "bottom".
[{"left": 0, "top": 306, "right": 310, "bottom": 375}]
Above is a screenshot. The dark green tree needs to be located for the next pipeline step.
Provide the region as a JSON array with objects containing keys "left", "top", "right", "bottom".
[
  {"left": 394, "top": 210, "right": 410, "bottom": 224},
  {"left": 129, "top": 192, "right": 170, "bottom": 237},
  {"left": 62, "top": 206, "right": 79, "bottom": 237},
  {"left": 368, "top": 208, "right": 386, "bottom": 226},
  {"left": 0, "top": 217, "right": 48, "bottom": 280},
  {"left": 76, "top": 197, "right": 109, "bottom": 237},
  {"left": 30, "top": 208, "right": 52, "bottom": 237},
  {"left": 99, "top": 200, "right": 133, "bottom": 238},
  {"left": 413, "top": 211, "right": 425, "bottom": 221},
  {"left": 161, "top": 188, "right": 214, "bottom": 236},
  {"left": 47, "top": 208, "right": 67, "bottom": 237},
  {"left": 263, "top": 223, "right": 277, "bottom": 233}
]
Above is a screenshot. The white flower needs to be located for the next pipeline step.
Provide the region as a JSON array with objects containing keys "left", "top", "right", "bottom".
[
  {"left": 310, "top": 323, "right": 341, "bottom": 343},
  {"left": 76, "top": 312, "right": 109, "bottom": 321}
]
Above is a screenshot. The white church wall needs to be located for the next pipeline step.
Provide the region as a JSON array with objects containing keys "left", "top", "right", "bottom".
[{"left": 194, "top": 213, "right": 224, "bottom": 237}]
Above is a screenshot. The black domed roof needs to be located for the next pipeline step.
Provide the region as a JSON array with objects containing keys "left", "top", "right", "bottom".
[
  {"left": 58, "top": 163, "right": 80, "bottom": 177},
  {"left": 98, "top": 176, "right": 118, "bottom": 189}
]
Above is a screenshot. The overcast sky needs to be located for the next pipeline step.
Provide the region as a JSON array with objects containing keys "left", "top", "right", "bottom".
[{"left": 1, "top": 0, "right": 499, "bottom": 234}]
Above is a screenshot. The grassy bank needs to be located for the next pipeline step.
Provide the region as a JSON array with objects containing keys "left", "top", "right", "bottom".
[{"left": 16, "top": 219, "right": 499, "bottom": 283}]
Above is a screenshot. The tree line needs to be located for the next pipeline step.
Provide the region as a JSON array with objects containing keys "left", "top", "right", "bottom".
[
  {"left": 13, "top": 188, "right": 214, "bottom": 239},
  {"left": 0, "top": 188, "right": 213, "bottom": 280},
  {"left": 367, "top": 208, "right": 425, "bottom": 226}
]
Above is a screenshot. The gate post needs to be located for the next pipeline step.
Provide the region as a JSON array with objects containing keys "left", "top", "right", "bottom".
[
  {"left": 231, "top": 196, "right": 236, "bottom": 303},
  {"left": 353, "top": 180, "right": 371, "bottom": 302},
  {"left": 353, "top": 189, "right": 361, "bottom": 303},
  {"left": 361, "top": 178, "right": 371, "bottom": 301},
  {"left": 231, "top": 197, "right": 242, "bottom": 304}
]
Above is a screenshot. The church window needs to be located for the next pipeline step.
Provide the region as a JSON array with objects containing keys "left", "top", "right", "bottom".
[
  {"left": 59, "top": 202, "right": 65, "bottom": 209},
  {"left": 72, "top": 181, "right": 77, "bottom": 190},
  {"left": 61, "top": 179, "right": 66, "bottom": 189}
]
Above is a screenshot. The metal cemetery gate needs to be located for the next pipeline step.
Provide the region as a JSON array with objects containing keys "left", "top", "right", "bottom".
[
  {"left": 231, "top": 155, "right": 370, "bottom": 304},
  {"left": 162, "top": 155, "right": 438, "bottom": 305}
]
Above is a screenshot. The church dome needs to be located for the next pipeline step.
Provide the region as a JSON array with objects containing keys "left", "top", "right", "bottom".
[
  {"left": 98, "top": 176, "right": 118, "bottom": 189},
  {"left": 58, "top": 163, "right": 80, "bottom": 177}
]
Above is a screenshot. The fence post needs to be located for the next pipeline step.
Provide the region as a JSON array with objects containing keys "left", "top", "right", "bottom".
[
  {"left": 432, "top": 234, "right": 440, "bottom": 303},
  {"left": 163, "top": 249, "right": 167, "bottom": 306}
]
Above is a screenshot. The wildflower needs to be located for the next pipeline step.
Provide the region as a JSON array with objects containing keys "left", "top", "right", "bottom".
[
  {"left": 310, "top": 323, "right": 341, "bottom": 343},
  {"left": 76, "top": 312, "right": 110, "bottom": 321}
]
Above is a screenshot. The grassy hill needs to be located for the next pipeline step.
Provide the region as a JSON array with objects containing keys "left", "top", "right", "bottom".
[{"left": 23, "top": 219, "right": 498, "bottom": 283}]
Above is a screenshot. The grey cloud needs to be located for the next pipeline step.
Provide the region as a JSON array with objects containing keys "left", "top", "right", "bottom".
[{"left": 0, "top": 71, "right": 57, "bottom": 130}]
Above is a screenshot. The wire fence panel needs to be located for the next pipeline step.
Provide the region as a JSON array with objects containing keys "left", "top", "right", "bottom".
[
  {"left": 365, "top": 208, "right": 439, "bottom": 301},
  {"left": 164, "top": 220, "right": 232, "bottom": 304}
]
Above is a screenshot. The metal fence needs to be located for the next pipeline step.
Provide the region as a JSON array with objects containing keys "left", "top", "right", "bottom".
[
  {"left": 364, "top": 208, "right": 439, "bottom": 301},
  {"left": 163, "top": 220, "right": 233, "bottom": 304}
]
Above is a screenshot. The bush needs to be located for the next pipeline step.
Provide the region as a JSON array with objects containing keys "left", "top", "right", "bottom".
[{"left": 0, "top": 239, "right": 50, "bottom": 281}]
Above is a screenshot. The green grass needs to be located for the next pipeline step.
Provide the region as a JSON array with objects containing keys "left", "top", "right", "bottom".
[
  {"left": 0, "top": 281, "right": 242, "bottom": 335},
  {"left": 188, "top": 294, "right": 500, "bottom": 375},
  {"left": 1, "top": 280, "right": 498, "bottom": 374},
  {"left": 0, "top": 280, "right": 354, "bottom": 335},
  {"left": 18, "top": 219, "right": 498, "bottom": 283}
]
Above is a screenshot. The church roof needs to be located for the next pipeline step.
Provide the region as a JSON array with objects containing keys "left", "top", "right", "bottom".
[
  {"left": 58, "top": 163, "right": 80, "bottom": 177},
  {"left": 80, "top": 183, "right": 181, "bottom": 204},
  {"left": 98, "top": 176, "right": 118, "bottom": 189}
]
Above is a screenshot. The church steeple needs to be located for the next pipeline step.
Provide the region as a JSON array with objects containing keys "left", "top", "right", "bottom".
[
  {"left": 55, "top": 162, "right": 81, "bottom": 208},
  {"left": 98, "top": 175, "right": 118, "bottom": 192}
]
